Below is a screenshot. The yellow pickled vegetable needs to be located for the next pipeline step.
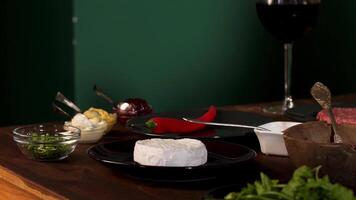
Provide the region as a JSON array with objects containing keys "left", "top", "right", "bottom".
[{"left": 84, "top": 107, "right": 117, "bottom": 132}]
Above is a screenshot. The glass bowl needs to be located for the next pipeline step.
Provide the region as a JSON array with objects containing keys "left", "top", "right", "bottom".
[{"left": 13, "top": 123, "right": 81, "bottom": 161}]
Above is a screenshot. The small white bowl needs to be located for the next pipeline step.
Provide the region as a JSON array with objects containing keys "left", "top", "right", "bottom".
[
  {"left": 254, "top": 121, "right": 301, "bottom": 156},
  {"left": 64, "top": 122, "right": 107, "bottom": 143},
  {"left": 79, "top": 127, "right": 106, "bottom": 143}
]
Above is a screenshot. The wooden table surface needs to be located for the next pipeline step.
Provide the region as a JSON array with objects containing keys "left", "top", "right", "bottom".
[{"left": 2, "top": 94, "right": 356, "bottom": 200}]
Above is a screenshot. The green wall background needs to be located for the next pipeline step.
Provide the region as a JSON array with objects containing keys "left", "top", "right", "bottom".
[
  {"left": 1, "top": 0, "right": 356, "bottom": 125},
  {"left": 74, "top": 0, "right": 356, "bottom": 113},
  {"left": 74, "top": 0, "right": 279, "bottom": 112}
]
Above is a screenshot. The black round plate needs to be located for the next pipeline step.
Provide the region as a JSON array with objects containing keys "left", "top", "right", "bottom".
[
  {"left": 87, "top": 140, "right": 256, "bottom": 183},
  {"left": 285, "top": 102, "right": 356, "bottom": 122},
  {"left": 126, "top": 109, "right": 272, "bottom": 138}
]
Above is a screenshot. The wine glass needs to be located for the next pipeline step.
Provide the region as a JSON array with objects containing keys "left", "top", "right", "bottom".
[{"left": 256, "top": 0, "right": 321, "bottom": 114}]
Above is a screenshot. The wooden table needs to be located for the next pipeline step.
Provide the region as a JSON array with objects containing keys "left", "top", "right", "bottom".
[{"left": 1, "top": 94, "right": 356, "bottom": 200}]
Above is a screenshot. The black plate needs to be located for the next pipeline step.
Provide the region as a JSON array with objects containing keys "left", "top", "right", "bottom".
[
  {"left": 87, "top": 140, "right": 256, "bottom": 183},
  {"left": 285, "top": 102, "right": 356, "bottom": 122},
  {"left": 126, "top": 109, "right": 272, "bottom": 138}
]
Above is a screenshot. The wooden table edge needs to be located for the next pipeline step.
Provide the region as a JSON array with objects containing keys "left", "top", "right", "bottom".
[{"left": 0, "top": 165, "right": 68, "bottom": 200}]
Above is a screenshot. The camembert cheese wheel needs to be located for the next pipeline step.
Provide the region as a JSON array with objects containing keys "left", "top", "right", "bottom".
[{"left": 133, "top": 138, "right": 208, "bottom": 167}]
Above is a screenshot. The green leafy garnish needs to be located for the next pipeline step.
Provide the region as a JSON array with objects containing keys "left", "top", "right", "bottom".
[
  {"left": 26, "top": 133, "right": 71, "bottom": 160},
  {"left": 224, "top": 166, "right": 356, "bottom": 200}
]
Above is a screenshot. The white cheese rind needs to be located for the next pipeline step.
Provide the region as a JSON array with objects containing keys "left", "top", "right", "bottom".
[{"left": 133, "top": 138, "right": 208, "bottom": 167}]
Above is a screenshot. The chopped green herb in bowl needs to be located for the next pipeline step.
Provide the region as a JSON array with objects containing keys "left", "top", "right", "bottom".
[{"left": 13, "top": 123, "right": 80, "bottom": 161}]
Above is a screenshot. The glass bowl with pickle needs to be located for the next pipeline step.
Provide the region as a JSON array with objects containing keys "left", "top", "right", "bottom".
[{"left": 13, "top": 123, "right": 80, "bottom": 161}]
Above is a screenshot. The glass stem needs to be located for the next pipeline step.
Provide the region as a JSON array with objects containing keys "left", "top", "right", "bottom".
[{"left": 283, "top": 43, "right": 294, "bottom": 112}]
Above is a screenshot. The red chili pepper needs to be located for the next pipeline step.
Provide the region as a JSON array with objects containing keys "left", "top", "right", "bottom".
[{"left": 145, "top": 106, "right": 217, "bottom": 134}]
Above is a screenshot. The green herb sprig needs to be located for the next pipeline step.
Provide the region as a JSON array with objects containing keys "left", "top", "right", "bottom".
[{"left": 224, "top": 166, "right": 356, "bottom": 200}]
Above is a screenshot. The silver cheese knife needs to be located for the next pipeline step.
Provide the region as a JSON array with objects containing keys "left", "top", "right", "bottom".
[{"left": 182, "top": 118, "right": 271, "bottom": 131}]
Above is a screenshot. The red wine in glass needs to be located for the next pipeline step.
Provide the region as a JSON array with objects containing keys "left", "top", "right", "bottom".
[
  {"left": 257, "top": 3, "right": 320, "bottom": 43},
  {"left": 256, "top": 0, "right": 320, "bottom": 114}
]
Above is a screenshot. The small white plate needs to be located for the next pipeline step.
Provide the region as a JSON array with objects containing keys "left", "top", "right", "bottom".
[{"left": 254, "top": 121, "right": 301, "bottom": 156}]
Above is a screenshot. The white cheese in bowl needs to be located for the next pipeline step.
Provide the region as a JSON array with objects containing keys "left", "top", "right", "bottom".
[
  {"left": 65, "top": 113, "right": 108, "bottom": 143},
  {"left": 133, "top": 138, "right": 208, "bottom": 167}
]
